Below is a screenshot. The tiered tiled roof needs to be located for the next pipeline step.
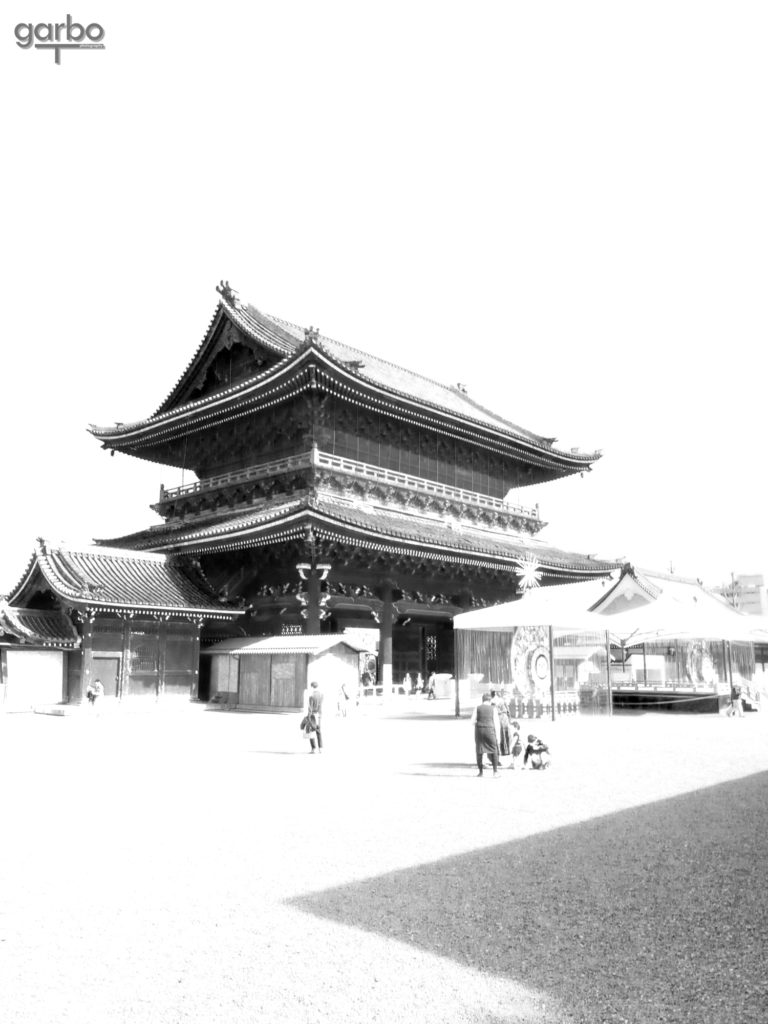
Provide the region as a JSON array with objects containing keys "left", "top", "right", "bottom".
[
  {"left": 5, "top": 541, "right": 244, "bottom": 619},
  {"left": 244, "top": 308, "right": 547, "bottom": 443},
  {"left": 89, "top": 286, "right": 600, "bottom": 473},
  {"left": 0, "top": 602, "right": 80, "bottom": 648},
  {"left": 99, "top": 496, "right": 617, "bottom": 577}
]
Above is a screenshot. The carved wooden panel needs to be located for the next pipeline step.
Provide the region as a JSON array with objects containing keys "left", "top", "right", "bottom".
[{"left": 189, "top": 320, "right": 277, "bottom": 402}]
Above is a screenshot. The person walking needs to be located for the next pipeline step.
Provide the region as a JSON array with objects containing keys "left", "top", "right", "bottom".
[
  {"left": 471, "top": 692, "right": 500, "bottom": 777},
  {"left": 86, "top": 677, "right": 104, "bottom": 712},
  {"left": 727, "top": 681, "right": 744, "bottom": 717},
  {"left": 303, "top": 680, "right": 325, "bottom": 752}
]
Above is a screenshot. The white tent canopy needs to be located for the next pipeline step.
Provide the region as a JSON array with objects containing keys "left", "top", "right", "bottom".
[
  {"left": 454, "top": 580, "right": 611, "bottom": 634},
  {"left": 454, "top": 576, "right": 768, "bottom": 645}
]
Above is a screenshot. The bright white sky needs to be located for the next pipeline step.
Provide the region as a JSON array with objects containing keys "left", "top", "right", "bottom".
[{"left": 2, "top": 2, "right": 766, "bottom": 595}]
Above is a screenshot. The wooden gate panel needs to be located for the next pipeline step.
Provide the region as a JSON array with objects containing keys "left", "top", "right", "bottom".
[{"left": 239, "top": 654, "right": 270, "bottom": 706}]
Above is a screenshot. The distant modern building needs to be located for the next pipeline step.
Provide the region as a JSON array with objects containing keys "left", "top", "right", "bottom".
[{"left": 713, "top": 574, "right": 767, "bottom": 616}]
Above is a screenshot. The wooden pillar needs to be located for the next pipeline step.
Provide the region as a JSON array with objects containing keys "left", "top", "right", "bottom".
[
  {"left": 192, "top": 620, "right": 202, "bottom": 700},
  {"left": 157, "top": 619, "right": 168, "bottom": 700},
  {"left": 78, "top": 611, "right": 95, "bottom": 704},
  {"left": 306, "top": 571, "right": 321, "bottom": 636},
  {"left": 379, "top": 585, "right": 394, "bottom": 698},
  {"left": 120, "top": 616, "right": 131, "bottom": 700},
  {"left": 605, "top": 631, "right": 613, "bottom": 717},
  {"left": 548, "top": 625, "right": 556, "bottom": 721}
]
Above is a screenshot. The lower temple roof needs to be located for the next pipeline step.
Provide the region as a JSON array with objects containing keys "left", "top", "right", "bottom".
[
  {"left": 4, "top": 540, "right": 245, "bottom": 619},
  {"left": 0, "top": 603, "right": 81, "bottom": 648},
  {"left": 98, "top": 496, "right": 618, "bottom": 577}
]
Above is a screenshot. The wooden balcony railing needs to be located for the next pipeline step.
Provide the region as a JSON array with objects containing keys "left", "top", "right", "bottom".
[
  {"left": 158, "top": 452, "right": 313, "bottom": 502},
  {"left": 311, "top": 450, "right": 540, "bottom": 520},
  {"left": 158, "top": 447, "right": 540, "bottom": 521}
]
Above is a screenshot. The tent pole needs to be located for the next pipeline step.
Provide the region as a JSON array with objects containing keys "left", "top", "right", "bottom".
[
  {"left": 605, "top": 630, "right": 613, "bottom": 717},
  {"left": 548, "top": 625, "right": 556, "bottom": 721}
]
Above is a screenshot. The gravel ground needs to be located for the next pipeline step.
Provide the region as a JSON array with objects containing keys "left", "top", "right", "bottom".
[{"left": 0, "top": 701, "right": 765, "bottom": 1024}]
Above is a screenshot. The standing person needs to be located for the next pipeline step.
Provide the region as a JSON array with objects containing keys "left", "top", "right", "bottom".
[
  {"left": 426, "top": 672, "right": 437, "bottom": 700},
  {"left": 337, "top": 681, "right": 350, "bottom": 717},
  {"left": 492, "top": 687, "right": 512, "bottom": 759},
  {"left": 471, "top": 693, "right": 501, "bottom": 777},
  {"left": 509, "top": 720, "right": 523, "bottom": 769},
  {"left": 303, "top": 680, "right": 324, "bottom": 753},
  {"left": 728, "top": 681, "right": 744, "bottom": 717},
  {"left": 86, "top": 677, "right": 104, "bottom": 711}
]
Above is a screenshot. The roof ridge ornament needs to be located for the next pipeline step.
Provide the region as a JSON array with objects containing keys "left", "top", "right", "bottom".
[
  {"left": 304, "top": 325, "right": 320, "bottom": 343},
  {"left": 216, "top": 280, "right": 240, "bottom": 308}
]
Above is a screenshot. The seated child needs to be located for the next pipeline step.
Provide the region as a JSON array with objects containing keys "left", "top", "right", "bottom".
[{"left": 523, "top": 733, "right": 551, "bottom": 770}]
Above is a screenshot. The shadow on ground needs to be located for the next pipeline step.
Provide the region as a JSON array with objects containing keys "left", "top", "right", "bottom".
[{"left": 289, "top": 772, "right": 768, "bottom": 1024}]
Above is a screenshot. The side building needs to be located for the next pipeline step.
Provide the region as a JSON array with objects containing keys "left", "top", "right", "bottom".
[{"left": 0, "top": 541, "right": 244, "bottom": 709}]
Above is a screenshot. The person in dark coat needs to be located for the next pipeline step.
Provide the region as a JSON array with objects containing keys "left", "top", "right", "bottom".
[
  {"left": 727, "top": 682, "right": 744, "bottom": 717},
  {"left": 471, "top": 693, "right": 500, "bottom": 777},
  {"left": 523, "top": 733, "right": 551, "bottom": 769},
  {"left": 302, "top": 680, "right": 325, "bottom": 752}
]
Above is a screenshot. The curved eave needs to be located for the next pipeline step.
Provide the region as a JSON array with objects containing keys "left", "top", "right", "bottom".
[
  {"left": 0, "top": 602, "right": 81, "bottom": 649},
  {"left": 69, "top": 600, "right": 244, "bottom": 619},
  {"left": 90, "top": 343, "right": 600, "bottom": 473},
  {"left": 128, "top": 503, "right": 617, "bottom": 577},
  {"left": 7, "top": 542, "right": 243, "bottom": 620},
  {"left": 4, "top": 548, "right": 43, "bottom": 605}
]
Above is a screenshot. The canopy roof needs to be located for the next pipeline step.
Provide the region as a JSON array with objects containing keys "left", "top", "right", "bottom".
[
  {"left": 204, "top": 635, "right": 368, "bottom": 655},
  {"left": 454, "top": 566, "right": 768, "bottom": 643},
  {"left": 454, "top": 579, "right": 613, "bottom": 633},
  {"left": 89, "top": 284, "right": 601, "bottom": 476}
]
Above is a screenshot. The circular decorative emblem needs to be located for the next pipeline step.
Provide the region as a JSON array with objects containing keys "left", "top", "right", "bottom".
[
  {"left": 511, "top": 626, "right": 550, "bottom": 695},
  {"left": 531, "top": 647, "right": 551, "bottom": 683}
]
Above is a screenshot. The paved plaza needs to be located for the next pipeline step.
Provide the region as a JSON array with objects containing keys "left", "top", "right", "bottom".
[{"left": 1, "top": 700, "right": 766, "bottom": 1023}]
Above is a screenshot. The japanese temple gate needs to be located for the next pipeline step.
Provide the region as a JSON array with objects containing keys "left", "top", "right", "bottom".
[{"left": 87, "top": 282, "right": 615, "bottom": 694}]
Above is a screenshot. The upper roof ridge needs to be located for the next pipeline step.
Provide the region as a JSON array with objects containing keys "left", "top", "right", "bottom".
[{"left": 261, "top": 311, "right": 556, "bottom": 449}]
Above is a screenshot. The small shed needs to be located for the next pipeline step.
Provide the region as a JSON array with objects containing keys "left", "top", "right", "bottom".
[{"left": 204, "top": 635, "right": 367, "bottom": 710}]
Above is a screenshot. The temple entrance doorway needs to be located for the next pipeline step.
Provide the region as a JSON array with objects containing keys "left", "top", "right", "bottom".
[{"left": 92, "top": 657, "right": 120, "bottom": 698}]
